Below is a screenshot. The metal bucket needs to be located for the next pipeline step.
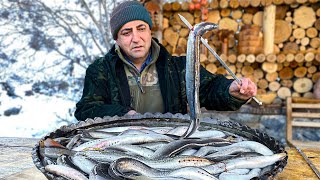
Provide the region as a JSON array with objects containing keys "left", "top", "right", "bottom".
[{"left": 32, "top": 113, "right": 288, "bottom": 179}]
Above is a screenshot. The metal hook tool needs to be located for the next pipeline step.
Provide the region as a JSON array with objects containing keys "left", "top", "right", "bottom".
[
  {"left": 178, "top": 14, "right": 263, "bottom": 106},
  {"left": 287, "top": 140, "right": 320, "bottom": 178}
]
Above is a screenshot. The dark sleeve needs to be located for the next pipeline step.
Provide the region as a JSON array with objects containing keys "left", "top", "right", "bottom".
[
  {"left": 199, "top": 66, "right": 247, "bottom": 111},
  {"left": 74, "top": 63, "right": 132, "bottom": 121}
]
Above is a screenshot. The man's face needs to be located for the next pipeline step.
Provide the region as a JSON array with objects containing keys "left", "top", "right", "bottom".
[{"left": 116, "top": 20, "right": 152, "bottom": 63}]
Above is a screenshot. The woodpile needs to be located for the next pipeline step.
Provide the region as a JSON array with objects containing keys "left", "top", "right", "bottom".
[
  {"left": 159, "top": 0, "right": 319, "bottom": 105},
  {"left": 199, "top": 53, "right": 320, "bottom": 103}
]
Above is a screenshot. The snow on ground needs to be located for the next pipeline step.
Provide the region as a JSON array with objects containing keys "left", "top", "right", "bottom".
[{"left": 0, "top": 83, "right": 78, "bottom": 138}]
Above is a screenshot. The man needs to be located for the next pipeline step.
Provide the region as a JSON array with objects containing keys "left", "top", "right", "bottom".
[{"left": 74, "top": 1, "right": 257, "bottom": 121}]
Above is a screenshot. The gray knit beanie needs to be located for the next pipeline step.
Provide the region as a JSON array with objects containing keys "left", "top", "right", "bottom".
[{"left": 110, "top": 1, "right": 153, "bottom": 39}]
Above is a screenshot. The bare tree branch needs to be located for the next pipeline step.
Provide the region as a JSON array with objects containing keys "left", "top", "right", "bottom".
[
  {"left": 0, "top": 0, "right": 124, "bottom": 86},
  {"left": 80, "top": 0, "right": 109, "bottom": 48}
]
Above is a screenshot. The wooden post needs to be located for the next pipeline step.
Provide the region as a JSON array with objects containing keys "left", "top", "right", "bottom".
[
  {"left": 286, "top": 97, "right": 293, "bottom": 142},
  {"left": 263, "top": 5, "right": 276, "bottom": 55}
]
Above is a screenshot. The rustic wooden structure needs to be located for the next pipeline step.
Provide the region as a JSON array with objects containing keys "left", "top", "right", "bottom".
[{"left": 286, "top": 97, "right": 320, "bottom": 147}]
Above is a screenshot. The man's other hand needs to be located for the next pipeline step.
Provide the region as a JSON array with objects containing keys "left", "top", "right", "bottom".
[{"left": 229, "top": 77, "right": 257, "bottom": 101}]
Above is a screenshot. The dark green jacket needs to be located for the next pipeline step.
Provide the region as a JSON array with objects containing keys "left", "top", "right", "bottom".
[{"left": 75, "top": 40, "right": 246, "bottom": 121}]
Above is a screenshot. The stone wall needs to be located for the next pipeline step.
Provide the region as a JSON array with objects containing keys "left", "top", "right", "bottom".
[{"left": 202, "top": 110, "right": 320, "bottom": 145}]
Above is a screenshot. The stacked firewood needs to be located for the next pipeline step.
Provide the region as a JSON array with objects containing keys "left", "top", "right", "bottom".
[
  {"left": 203, "top": 53, "right": 320, "bottom": 104},
  {"left": 160, "top": 0, "right": 319, "bottom": 104},
  {"left": 163, "top": 0, "right": 319, "bottom": 10}
]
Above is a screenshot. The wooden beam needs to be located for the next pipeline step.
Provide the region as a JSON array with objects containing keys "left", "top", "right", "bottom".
[
  {"left": 286, "top": 97, "right": 293, "bottom": 141},
  {"left": 263, "top": 5, "right": 276, "bottom": 54},
  {"left": 292, "top": 121, "right": 320, "bottom": 128},
  {"left": 292, "top": 103, "right": 320, "bottom": 109},
  {"left": 292, "top": 112, "right": 320, "bottom": 118}
]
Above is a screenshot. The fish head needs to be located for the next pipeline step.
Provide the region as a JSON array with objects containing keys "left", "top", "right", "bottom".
[{"left": 194, "top": 22, "right": 219, "bottom": 36}]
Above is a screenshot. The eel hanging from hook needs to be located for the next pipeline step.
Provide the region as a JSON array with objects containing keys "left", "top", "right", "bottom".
[{"left": 179, "top": 14, "right": 218, "bottom": 138}]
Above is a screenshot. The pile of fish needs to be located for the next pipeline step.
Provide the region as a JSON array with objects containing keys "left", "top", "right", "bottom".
[{"left": 35, "top": 120, "right": 286, "bottom": 180}]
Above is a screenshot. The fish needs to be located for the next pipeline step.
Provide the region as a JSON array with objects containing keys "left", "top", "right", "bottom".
[
  {"left": 219, "top": 168, "right": 261, "bottom": 180},
  {"left": 89, "top": 163, "right": 113, "bottom": 180},
  {"left": 94, "top": 126, "right": 147, "bottom": 133},
  {"left": 72, "top": 133, "right": 173, "bottom": 151},
  {"left": 108, "top": 144, "right": 155, "bottom": 159},
  {"left": 140, "top": 142, "right": 167, "bottom": 151},
  {"left": 71, "top": 153, "right": 99, "bottom": 174},
  {"left": 109, "top": 157, "right": 217, "bottom": 180},
  {"left": 79, "top": 129, "right": 116, "bottom": 139},
  {"left": 201, "top": 153, "right": 286, "bottom": 174},
  {"left": 179, "top": 148, "right": 198, "bottom": 156},
  {"left": 108, "top": 157, "right": 164, "bottom": 179},
  {"left": 140, "top": 155, "right": 213, "bottom": 169},
  {"left": 40, "top": 146, "right": 75, "bottom": 159},
  {"left": 205, "top": 147, "right": 252, "bottom": 159},
  {"left": 205, "top": 151, "right": 262, "bottom": 162},
  {"left": 168, "top": 166, "right": 218, "bottom": 180},
  {"left": 224, "top": 153, "right": 286, "bottom": 170},
  {"left": 166, "top": 126, "right": 226, "bottom": 139},
  {"left": 217, "top": 141, "right": 274, "bottom": 156},
  {"left": 193, "top": 140, "right": 274, "bottom": 157},
  {"left": 76, "top": 149, "right": 130, "bottom": 163},
  {"left": 39, "top": 138, "right": 75, "bottom": 159},
  {"left": 66, "top": 134, "right": 82, "bottom": 149},
  {"left": 45, "top": 164, "right": 88, "bottom": 180},
  {"left": 40, "top": 138, "right": 66, "bottom": 148},
  {"left": 151, "top": 138, "right": 232, "bottom": 159},
  {"left": 82, "top": 149, "right": 212, "bottom": 170},
  {"left": 118, "top": 129, "right": 159, "bottom": 136},
  {"left": 179, "top": 15, "right": 218, "bottom": 138}
]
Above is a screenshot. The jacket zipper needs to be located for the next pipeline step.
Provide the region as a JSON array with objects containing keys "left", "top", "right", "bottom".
[
  {"left": 129, "top": 68, "right": 145, "bottom": 94},
  {"left": 135, "top": 76, "right": 145, "bottom": 93}
]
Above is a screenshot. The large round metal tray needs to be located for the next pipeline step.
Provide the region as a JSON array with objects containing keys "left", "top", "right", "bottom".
[{"left": 32, "top": 113, "right": 288, "bottom": 179}]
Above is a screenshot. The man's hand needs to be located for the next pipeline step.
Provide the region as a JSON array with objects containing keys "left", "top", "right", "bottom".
[{"left": 229, "top": 77, "right": 257, "bottom": 101}]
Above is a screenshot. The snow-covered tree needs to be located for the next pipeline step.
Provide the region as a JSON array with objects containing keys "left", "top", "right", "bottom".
[{"left": 0, "top": 0, "right": 124, "bottom": 84}]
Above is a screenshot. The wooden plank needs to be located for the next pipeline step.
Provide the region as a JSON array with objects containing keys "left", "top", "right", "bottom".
[
  {"left": 292, "top": 121, "right": 320, "bottom": 128},
  {"left": 292, "top": 103, "right": 320, "bottom": 109},
  {"left": 4, "top": 167, "right": 46, "bottom": 180},
  {"left": 287, "top": 97, "right": 293, "bottom": 141},
  {"left": 291, "top": 140, "right": 320, "bottom": 149},
  {"left": 263, "top": 5, "right": 276, "bottom": 54},
  {"left": 292, "top": 112, "right": 320, "bottom": 118},
  {"left": 292, "top": 97, "right": 320, "bottom": 104},
  {"left": 0, "top": 138, "right": 46, "bottom": 179},
  {"left": 275, "top": 147, "right": 320, "bottom": 179}
]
